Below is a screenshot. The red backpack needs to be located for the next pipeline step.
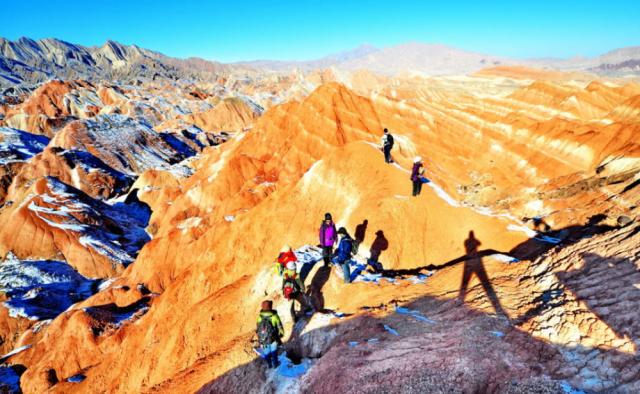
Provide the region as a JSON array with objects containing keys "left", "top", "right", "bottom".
[{"left": 283, "top": 272, "right": 298, "bottom": 300}]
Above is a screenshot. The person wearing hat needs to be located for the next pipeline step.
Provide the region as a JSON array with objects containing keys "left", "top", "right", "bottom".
[
  {"left": 335, "top": 227, "right": 354, "bottom": 284},
  {"left": 410, "top": 156, "right": 424, "bottom": 197},
  {"left": 319, "top": 213, "right": 337, "bottom": 267},
  {"left": 275, "top": 245, "right": 297, "bottom": 276},
  {"left": 381, "top": 128, "right": 395, "bottom": 164},
  {"left": 282, "top": 261, "right": 305, "bottom": 295},
  {"left": 256, "top": 300, "right": 284, "bottom": 368}
]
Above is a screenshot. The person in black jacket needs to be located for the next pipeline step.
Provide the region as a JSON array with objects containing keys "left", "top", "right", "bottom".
[{"left": 381, "top": 128, "right": 394, "bottom": 164}]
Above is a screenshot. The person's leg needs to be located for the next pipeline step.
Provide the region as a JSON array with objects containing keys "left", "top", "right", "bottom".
[
  {"left": 268, "top": 342, "right": 279, "bottom": 368},
  {"left": 342, "top": 260, "right": 351, "bottom": 283},
  {"left": 384, "top": 146, "right": 391, "bottom": 163},
  {"left": 323, "top": 246, "right": 332, "bottom": 266},
  {"left": 263, "top": 344, "right": 274, "bottom": 368},
  {"left": 412, "top": 180, "right": 419, "bottom": 196},
  {"left": 417, "top": 180, "right": 423, "bottom": 196}
]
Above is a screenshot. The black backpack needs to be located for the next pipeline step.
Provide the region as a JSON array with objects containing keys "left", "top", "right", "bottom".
[
  {"left": 383, "top": 133, "right": 394, "bottom": 148},
  {"left": 257, "top": 314, "right": 279, "bottom": 345}
]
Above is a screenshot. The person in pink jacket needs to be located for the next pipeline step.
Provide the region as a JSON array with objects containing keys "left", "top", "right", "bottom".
[{"left": 319, "top": 213, "right": 337, "bottom": 267}]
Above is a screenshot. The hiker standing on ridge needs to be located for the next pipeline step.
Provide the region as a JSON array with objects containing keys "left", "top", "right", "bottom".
[
  {"left": 275, "top": 245, "right": 297, "bottom": 276},
  {"left": 382, "top": 128, "right": 394, "bottom": 164},
  {"left": 411, "top": 156, "right": 425, "bottom": 197},
  {"left": 334, "top": 227, "right": 354, "bottom": 284},
  {"left": 256, "top": 300, "right": 284, "bottom": 369},
  {"left": 319, "top": 213, "right": 337, "bottom": 267}
]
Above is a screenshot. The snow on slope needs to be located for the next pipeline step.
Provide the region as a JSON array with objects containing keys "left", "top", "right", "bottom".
[
  {"left": 0, "top": 253, "right": 98, "bottom": 320},
  {"left": 0, "top": 127, "right": 49, "bottom": 164}
]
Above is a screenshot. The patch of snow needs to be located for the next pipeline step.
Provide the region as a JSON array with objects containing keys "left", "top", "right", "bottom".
[
  {"left": 395, "top": 306, "right": 419, "bottom": 314},
  {"left": 384, "top": 325, "right": 399, "bottom": 336},
  {"left": 1, "top": 344, "right": 32, "bottom": 360},
  {"left": 0, "top": 127, "right": 50, "bottom": 165},
  {"left": 98, "top": 278, "right": 120, "bottom": 291},
  {"left": 414, "top": 315, "right": 437, "bottom": 324},
  {"left": 561, "top": 382, "right": 587, "bottom": 394},
  {"left": 111, "top": 306, "right": 150, "bottom": 328},
  {"left": 490, "top": 254, "right": 520, "bottom": 263},
  {"left": 154, "top": 163, "right": 195, "bottom": 179},
  {"left": 224, "top": 216, "right": 235, "bottom": 221},
  {"left": 32, "top": 319, "right": 52, "bottom": 333},
  {"left": 0, "top": 258, "right": 97, "bottom": 320},
  {"left": 68, "top": 374, "right": 86, "bottom": 383},
  {"left": 278, "top": 351, "right": 308, "bottom": 378}
]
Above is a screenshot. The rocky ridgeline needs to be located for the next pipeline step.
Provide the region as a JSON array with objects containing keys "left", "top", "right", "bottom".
[{"left": 0, "top": 71, "right": 640, "bottom": 394}]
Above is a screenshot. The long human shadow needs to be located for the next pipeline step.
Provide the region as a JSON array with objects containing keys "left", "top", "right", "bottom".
[
  {"left": 380, "top": 213, "right": 628, "bottom": 278},
  {"left": 355, "top": 219, "right": 368, "bottom": 244},
  {"left": 368, "top": 230, "right": 388, "bottom": 271},
  {"left": 457, "top": 231, "right": 508, "bottom": 318}
]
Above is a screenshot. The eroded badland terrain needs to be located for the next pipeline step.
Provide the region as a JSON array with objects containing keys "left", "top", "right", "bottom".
[{"left": 1, "top": 38, "right": 640, "bottom": 394}]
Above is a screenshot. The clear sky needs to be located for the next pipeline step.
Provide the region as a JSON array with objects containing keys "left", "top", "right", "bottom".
[{"left": 1, "top": 0, "right": 639, "bottom": 63}]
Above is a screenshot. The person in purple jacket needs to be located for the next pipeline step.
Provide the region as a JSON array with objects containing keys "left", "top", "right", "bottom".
[
  {"left": 411, "top": 156, "right": 424, "bottom": 197},
  {"left": 319, "top": 213, "right": 337, "bottom": 267}
]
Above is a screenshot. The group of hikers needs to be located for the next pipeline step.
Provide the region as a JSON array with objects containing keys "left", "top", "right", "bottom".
[
  {"left": 256, "top": 128, "right": 425, "bottom": 368},
  {"left": 256, "top": 212, "right": 357, "bottom": 368}
]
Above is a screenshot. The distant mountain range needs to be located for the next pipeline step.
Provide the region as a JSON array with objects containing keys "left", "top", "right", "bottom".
[
  {"left": 1, "top": 36, "right": 640, "bottom": 88},
  {"left": 235, "top": 43, "right": 380, "bottom": 73},
  {"left": 0, "top": 37, "right": 258, "bottom": 87},
  {"left": 238, "top": 42, "right": 640, "bottom": 76}
]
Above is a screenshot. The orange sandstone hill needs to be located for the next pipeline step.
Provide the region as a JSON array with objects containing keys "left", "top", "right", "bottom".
[{"left": 2, "top": 75, "right": 640, "bottom": 394}]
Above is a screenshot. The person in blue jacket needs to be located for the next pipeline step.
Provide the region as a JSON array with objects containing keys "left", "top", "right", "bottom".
[{"left": 334, "top": 227, "right": 353, "bottom": 284}]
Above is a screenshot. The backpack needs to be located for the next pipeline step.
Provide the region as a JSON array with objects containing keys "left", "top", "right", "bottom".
[
  {"left": 350, "top": 239, "right": 359, "bottom": 257},
  {"left": 257, "top": 314, "right": 279, "bottom": 346},
  {"left": 383, "top": 133, "right": 394, "bottom": 148},
  {"left": 283, "top": 273, "right": 299, "bottom": 300}
]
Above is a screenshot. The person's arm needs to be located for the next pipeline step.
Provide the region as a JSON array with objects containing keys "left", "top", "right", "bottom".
[
  {"left": 319, "top": 224, "right": 325, "bottom": 245},
  {"left": 273, "top": 314, "right": 284, "bottom": 336},
  {"left": 337, "top": 239, "right": 348, "bottom": 261},
  {"left": 257, "top": 314, "right": 262, "bottom": 330}
]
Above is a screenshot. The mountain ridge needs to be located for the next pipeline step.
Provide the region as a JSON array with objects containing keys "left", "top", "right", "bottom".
[{"left": 0, "top": 37, "right": 260, "bottom": 87}]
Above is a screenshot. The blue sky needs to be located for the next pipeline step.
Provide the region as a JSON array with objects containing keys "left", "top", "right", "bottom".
[{"left": 1, "top": 0, "right": 639, "bottom": 63}]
